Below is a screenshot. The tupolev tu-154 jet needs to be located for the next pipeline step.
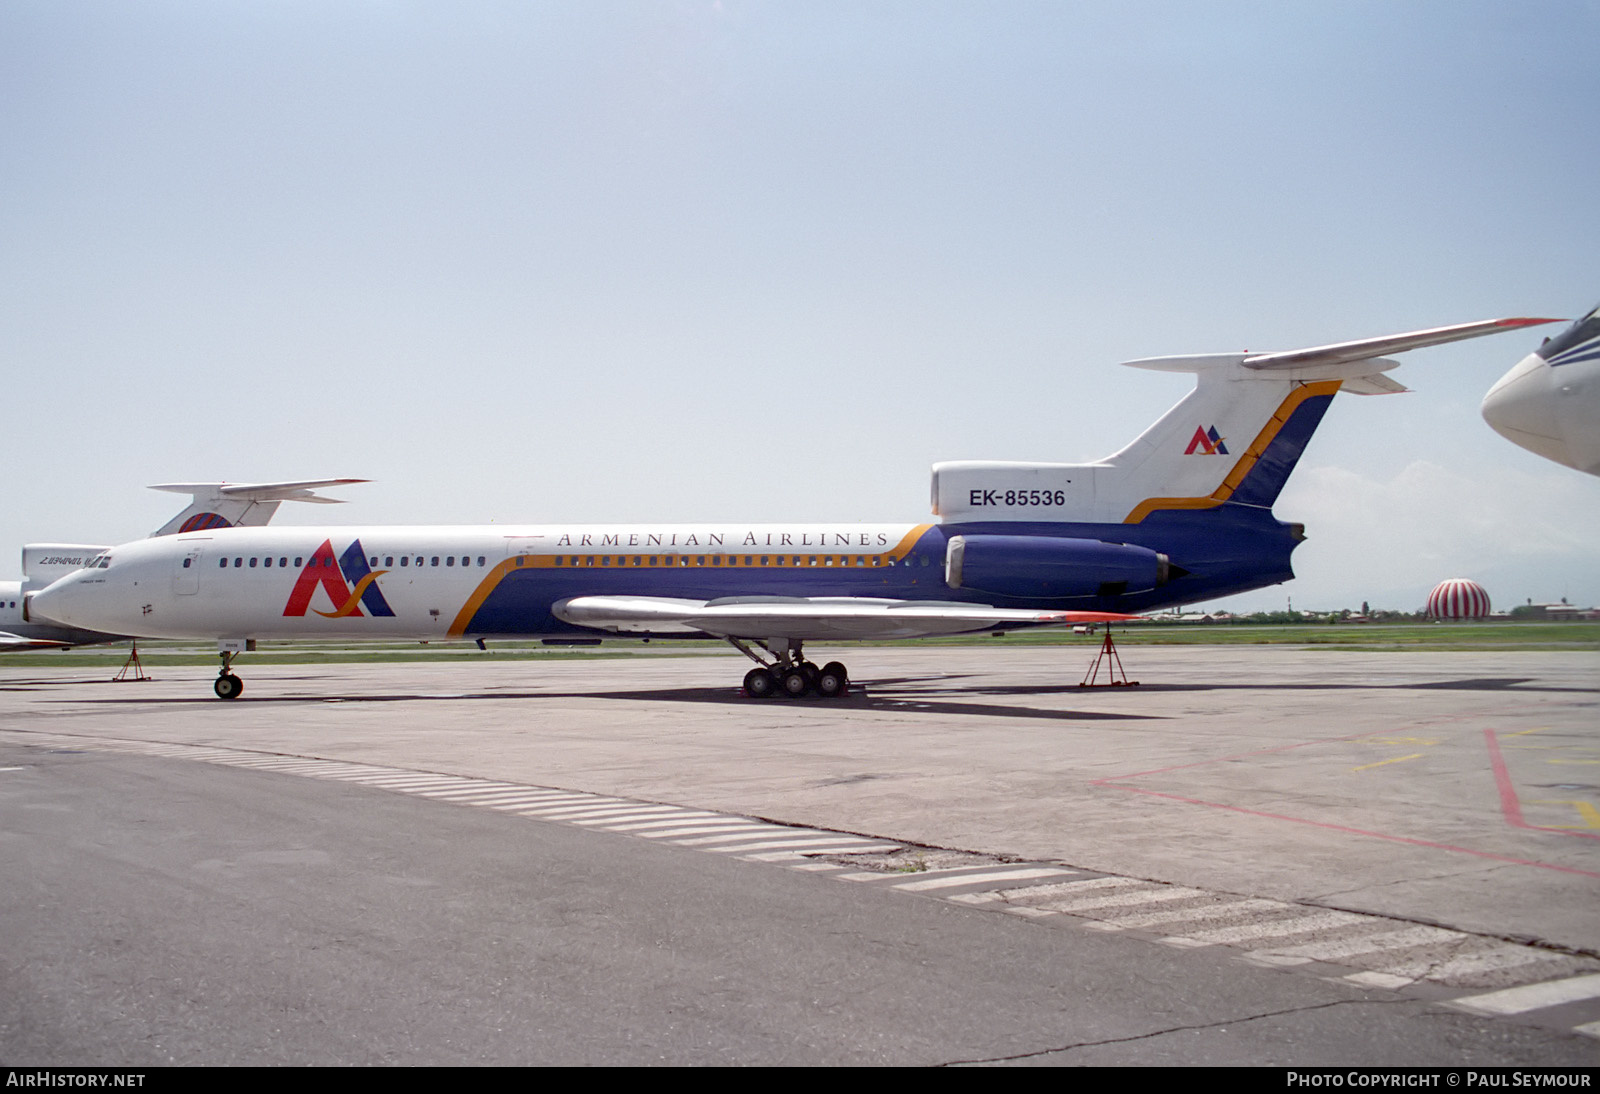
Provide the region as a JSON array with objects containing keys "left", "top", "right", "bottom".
[{"left": 29, "top": 315, "right": 1555, "bottom": 700}]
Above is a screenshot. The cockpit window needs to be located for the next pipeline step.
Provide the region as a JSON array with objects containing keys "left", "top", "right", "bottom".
[{"left": 1540, "top": 301, "right": 1600, "bottom": 365}]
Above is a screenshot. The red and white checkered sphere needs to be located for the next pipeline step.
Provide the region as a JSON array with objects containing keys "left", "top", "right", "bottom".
[{"left": 1427, "top": 578, "right": 1491, "bottom": 619}]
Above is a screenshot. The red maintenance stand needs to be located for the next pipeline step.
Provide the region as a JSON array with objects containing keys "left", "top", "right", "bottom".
[{"left": 1079, "top": 626, "right": 1138, "bottom": 688}]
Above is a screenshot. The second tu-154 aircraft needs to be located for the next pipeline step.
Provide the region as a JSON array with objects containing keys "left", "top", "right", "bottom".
[{"left": 31, "top": 314, "right": 1555, "bottom": 700}]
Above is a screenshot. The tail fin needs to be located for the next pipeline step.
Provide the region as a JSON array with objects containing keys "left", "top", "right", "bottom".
[
  {"left": 931, "top": 317, "right": 1558, "bottom": 525},
  {"left": 148, "top": 479, "right": 368, "bottom": 536}
]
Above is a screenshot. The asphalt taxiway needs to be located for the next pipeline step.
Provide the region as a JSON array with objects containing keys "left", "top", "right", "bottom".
[{"left": 2, "top": 645, "right": 1596, "bottom": 1063}]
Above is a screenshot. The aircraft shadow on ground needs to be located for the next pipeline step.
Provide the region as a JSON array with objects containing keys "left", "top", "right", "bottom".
[
  {"left": 47, "top": 675, "right": 1159, "bottom": 720},
  {"left": 39, "top": 674, "right": 1593, "bottom": 715},
  {"left": 1117, "top": 677, "right": 1596, "bottom": 694}
]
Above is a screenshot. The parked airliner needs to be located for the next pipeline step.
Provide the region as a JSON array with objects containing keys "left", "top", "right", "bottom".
[
  {"left": 30, "top": 316, "right": 1555, "bottom": 699},
  {"left": 3, "top": 480, "right": 363, "bottom": 650},
  {"left": 1482, "top": 302, "right": 1600, "bottom": 477}
]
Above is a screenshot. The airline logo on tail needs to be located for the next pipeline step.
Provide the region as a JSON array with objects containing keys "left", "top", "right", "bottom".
[
  {"left": 1184, "top": 425, "right": 1229, "bottom": 455},
  {"left": 283, "top": 539, "right": 395, "bottom": 618}
]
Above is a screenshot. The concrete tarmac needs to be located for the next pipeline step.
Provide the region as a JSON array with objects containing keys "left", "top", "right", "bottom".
[{"left": 2, "top": 645, "right": 1596, "bottom": 954}]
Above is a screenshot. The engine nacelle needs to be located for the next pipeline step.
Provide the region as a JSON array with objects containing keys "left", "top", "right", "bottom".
[{"left": 945, "top": 534, "right": 1171, "bottom": 599}]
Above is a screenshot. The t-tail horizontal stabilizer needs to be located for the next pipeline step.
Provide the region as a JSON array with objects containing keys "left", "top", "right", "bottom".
[
  {"left": 149, "top": 479, "right": 370, "bottom": 536},
  {"left": 931, "top": 316, "right": 1560, "bottom": 525}
]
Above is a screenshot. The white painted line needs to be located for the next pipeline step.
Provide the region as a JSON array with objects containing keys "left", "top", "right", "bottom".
[
  {"left": 597, "top": 814, "right": 732, "bottom": 831},
  {"left": 742, "top": 845, "right": 902, "bottom": 862},
  {"left": 637, "top": 823, "right": 775, "bottom": 839},
  {"left": 495, "top": 801, "right": 634, "bottom": 817},
  {"left": 708, "top": 836, "right": 882, "bottom": 854},
  {"left": 349, "top": 777, "right": 485, "bottom": 789},
  {"left": 415, "top": 783, "right": 534, "bottom": 798},
  {"left": 1450, "top": 973, "right": 1600, "bottom": 1016},
  {"left": 422, "top": 788, "right": 569, "bottom": 803},
  {"left": 1575, "top": 1020, "right": 1600, "bottom": 1040},
  {"left": 1032, "top": 886, "right": 1207, "bottom": 914},
  {"left": 1095, "top": 898, "right": 1286, "bottom": 931},
  {"left": 437, "top": 790, "right": 569, "bottom": 805},
  {"left": 301, "top": 767, "right": 427, "bottom": 781},
  {"left": 674, "top": 828, "right": 798, "bottom": 847},
  {"left": 1167, "top": 911, "right": 1369, "bottom": 947},
  {"left": 891, "top": 867, "right": 1075, "bottom": 892},
  {"left": 571, "top": 808, "right": 694, "bottom": 825},
  {"left": 948, "top": 892, "right": 1003, "bottom": 905},
  {"left": 1249, "top": 925, "right": 1459, "bottom": 964},
  {"left": 529, "top": 803, "right": 678, "bottom": 820},
  {"left": 994, "top": 876, "right": 1147, "bottom": 899},
  {"left": 1344, "top": 971, "right": 1416, "bottom": 990}
]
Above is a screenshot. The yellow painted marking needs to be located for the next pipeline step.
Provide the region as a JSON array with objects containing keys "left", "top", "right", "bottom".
[
  {"left": 1502, "top": 727, "right": 1549, "bottom": 739},
  {"left": 1123, "top": 380, "right": 1343, "bottom": 523},
  {"left": 1356, "top": 736, "right": 1441, "bottom": 747},
  {"left": 1547, "top": 759, "right": 1600, "bottom": 765},
  {"left": 1528, "top": 800, "right": 1600, "bottom": 830},
  {"left": 1351, "top": 753, "right": 1425, "bottom": 773}
]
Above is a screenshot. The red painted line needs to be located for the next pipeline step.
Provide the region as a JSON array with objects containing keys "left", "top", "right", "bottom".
[
  {"left": 1091, "top": 722, "right": 1600, "bottom": 878},
  {"left": 1095, "top": 782, "right": 1600, "bottom": 880},
  {"left": 1484, "top": 728, "right": 1600, "bottom": 842}
]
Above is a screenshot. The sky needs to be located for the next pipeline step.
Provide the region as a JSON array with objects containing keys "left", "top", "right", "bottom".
[{"left": 3, "top": 1, "right": 1596, "bottom": 614}]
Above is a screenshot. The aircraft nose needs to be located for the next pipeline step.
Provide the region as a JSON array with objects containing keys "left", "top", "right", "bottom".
[
  {"left": 28, "top": 581, "right": 74, "bottom": 626},
  {"left": 29, "top": 574, "right": 95, "bottom": 629},
  {"left": 1482, "top": 352, "right": 1565, "bottom": 456}
]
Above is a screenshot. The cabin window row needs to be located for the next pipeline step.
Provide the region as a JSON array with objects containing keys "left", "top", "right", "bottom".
[
  {"left": 210, "top": 555, "right": 490, "bottom": 569},
  {"left": 535, "top": 554, "right": 931, "bottom": 568}
]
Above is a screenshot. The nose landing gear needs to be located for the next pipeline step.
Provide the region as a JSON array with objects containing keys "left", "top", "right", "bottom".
[{"left": 213, "top": 644, "right": 249, "bottom": 700}]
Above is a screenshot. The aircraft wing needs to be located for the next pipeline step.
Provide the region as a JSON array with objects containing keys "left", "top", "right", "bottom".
[
  {"left": 554, "top": 595, "right": 1138, "bottom": 641},
  {"left": 1240, "top": 317, "right": 1560, "bottom": 370},
  {"left": 0, "top": 631, "right": 73, "bottom": 650}
]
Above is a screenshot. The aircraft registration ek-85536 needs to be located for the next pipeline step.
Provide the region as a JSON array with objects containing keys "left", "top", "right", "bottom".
[
  {"left": 30, "top": 315, "right": 1555, "bottom": 700},
  {"left": 1, "top": 479, "right": 364, "bottom": 650}
]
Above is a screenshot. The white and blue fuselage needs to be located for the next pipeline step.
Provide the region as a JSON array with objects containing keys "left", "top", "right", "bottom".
[{"left": 28, "top": 313, "right": 1559, "bottom": 697}]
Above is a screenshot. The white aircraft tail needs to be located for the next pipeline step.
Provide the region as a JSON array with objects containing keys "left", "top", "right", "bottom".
[
  {"left": 932, "top": 318, "right": 1556, "bottom": 526},
  {"left": 149, "top": 479, "right": 368, "bottom": 536},
  {"left": 20, "top": 544, "right": 113, "bottom": 593}
]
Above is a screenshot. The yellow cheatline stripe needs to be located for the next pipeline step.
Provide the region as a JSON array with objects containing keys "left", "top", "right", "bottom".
[
  {"left": 1123, "top": 380, "right": 1343, "bottom": 524},
  {"left": 447, "top": 524, "right": 938, "bottom": 636},
  {"left": 450, "top": 557, "right": 522, "bottom": 636}
]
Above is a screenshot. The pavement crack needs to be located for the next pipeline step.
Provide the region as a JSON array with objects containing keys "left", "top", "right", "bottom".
[{"left": 934, "top": 997, "right": 1407, "bottom": 1066}]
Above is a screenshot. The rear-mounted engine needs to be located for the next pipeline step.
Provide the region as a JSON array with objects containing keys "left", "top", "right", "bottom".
[{"left": 944, "top": 535, "right": 1175, "bottom": 599}]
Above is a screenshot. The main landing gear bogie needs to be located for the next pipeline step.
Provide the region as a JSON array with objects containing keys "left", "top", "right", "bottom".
[{"left": 734, "top": 639, "right": 850, "bottom": 700}]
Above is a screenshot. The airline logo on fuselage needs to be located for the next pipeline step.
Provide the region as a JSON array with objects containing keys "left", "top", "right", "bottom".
[
  {"left": 283, "top": 539, "right": 395, "bottom": 618},
  {"left": 1184, "top": 425, "right": 1229, "bottom": 455}
]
